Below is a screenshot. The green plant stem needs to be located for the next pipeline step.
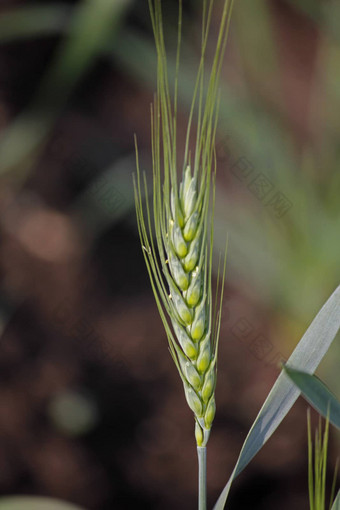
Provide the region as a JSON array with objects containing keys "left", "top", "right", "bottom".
[{"left": 198, "top": 446, "right": 207, "bottom": 510}]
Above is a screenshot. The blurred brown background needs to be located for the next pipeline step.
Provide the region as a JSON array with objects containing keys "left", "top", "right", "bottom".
[{"left": 0, "top": 0, "right": 339, "bottom": 509}]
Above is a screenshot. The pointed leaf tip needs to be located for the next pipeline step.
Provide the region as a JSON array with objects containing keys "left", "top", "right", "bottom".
[{"left": 283, "top": 366, "right": 340, "bottom": 430}]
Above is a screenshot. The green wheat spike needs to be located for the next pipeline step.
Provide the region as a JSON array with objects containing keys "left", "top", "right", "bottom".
[{"left": 134, "top": 0, "right": 233, "bottom": 448}]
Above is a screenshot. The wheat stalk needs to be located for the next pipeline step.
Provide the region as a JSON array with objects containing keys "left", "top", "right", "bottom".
[{"left": 134, "top": 0, "right": 234, "bottom": 507}]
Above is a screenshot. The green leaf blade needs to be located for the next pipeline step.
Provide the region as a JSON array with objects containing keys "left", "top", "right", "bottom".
[
  {"left": 283, "top": 366, "right": 340, "bottom": 429},
  {"left": 214, "top": 284, "right": 340, "bottom": 510}
]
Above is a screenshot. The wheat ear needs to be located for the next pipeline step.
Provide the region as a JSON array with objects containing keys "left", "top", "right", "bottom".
[
  {"left": 134, "top": 0, "right": 233, "bottom": 446},
  {"left": 134, "top": 6, "right": 233, "bottom": 507}
]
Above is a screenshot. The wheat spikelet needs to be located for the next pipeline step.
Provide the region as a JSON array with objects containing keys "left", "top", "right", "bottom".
[
  {"left": 134, "top": 0, "right": 233, "bottom": 447},
  {"left": 164, "top": 163, "right": 219, "bottom": 446}
]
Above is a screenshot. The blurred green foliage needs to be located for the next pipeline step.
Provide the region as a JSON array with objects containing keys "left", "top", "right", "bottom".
[
  {"left": 0, "top": 0, "right": 132, "bottom": 179},
  {"left": 0, "top": 0, "right": 339, "bottom": 381},
  {"left": 0, "top": 496, "right": 85, "bottom": 510}
]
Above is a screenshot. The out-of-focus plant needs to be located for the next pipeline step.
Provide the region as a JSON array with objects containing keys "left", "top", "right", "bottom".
[
  {"left": 0, "top": 0, "right": 132, "bottom": 182},
  {"left": 0, "top": 496, "right": 85, "bottom": 510}
]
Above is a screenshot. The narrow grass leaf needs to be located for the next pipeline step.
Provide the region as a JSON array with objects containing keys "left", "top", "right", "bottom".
[
  {"left": 283, "top": 366, "right": 340, "bottom": 429},
  {"left": 214, "top": 284, "right": 340, "bottom": 510}
]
